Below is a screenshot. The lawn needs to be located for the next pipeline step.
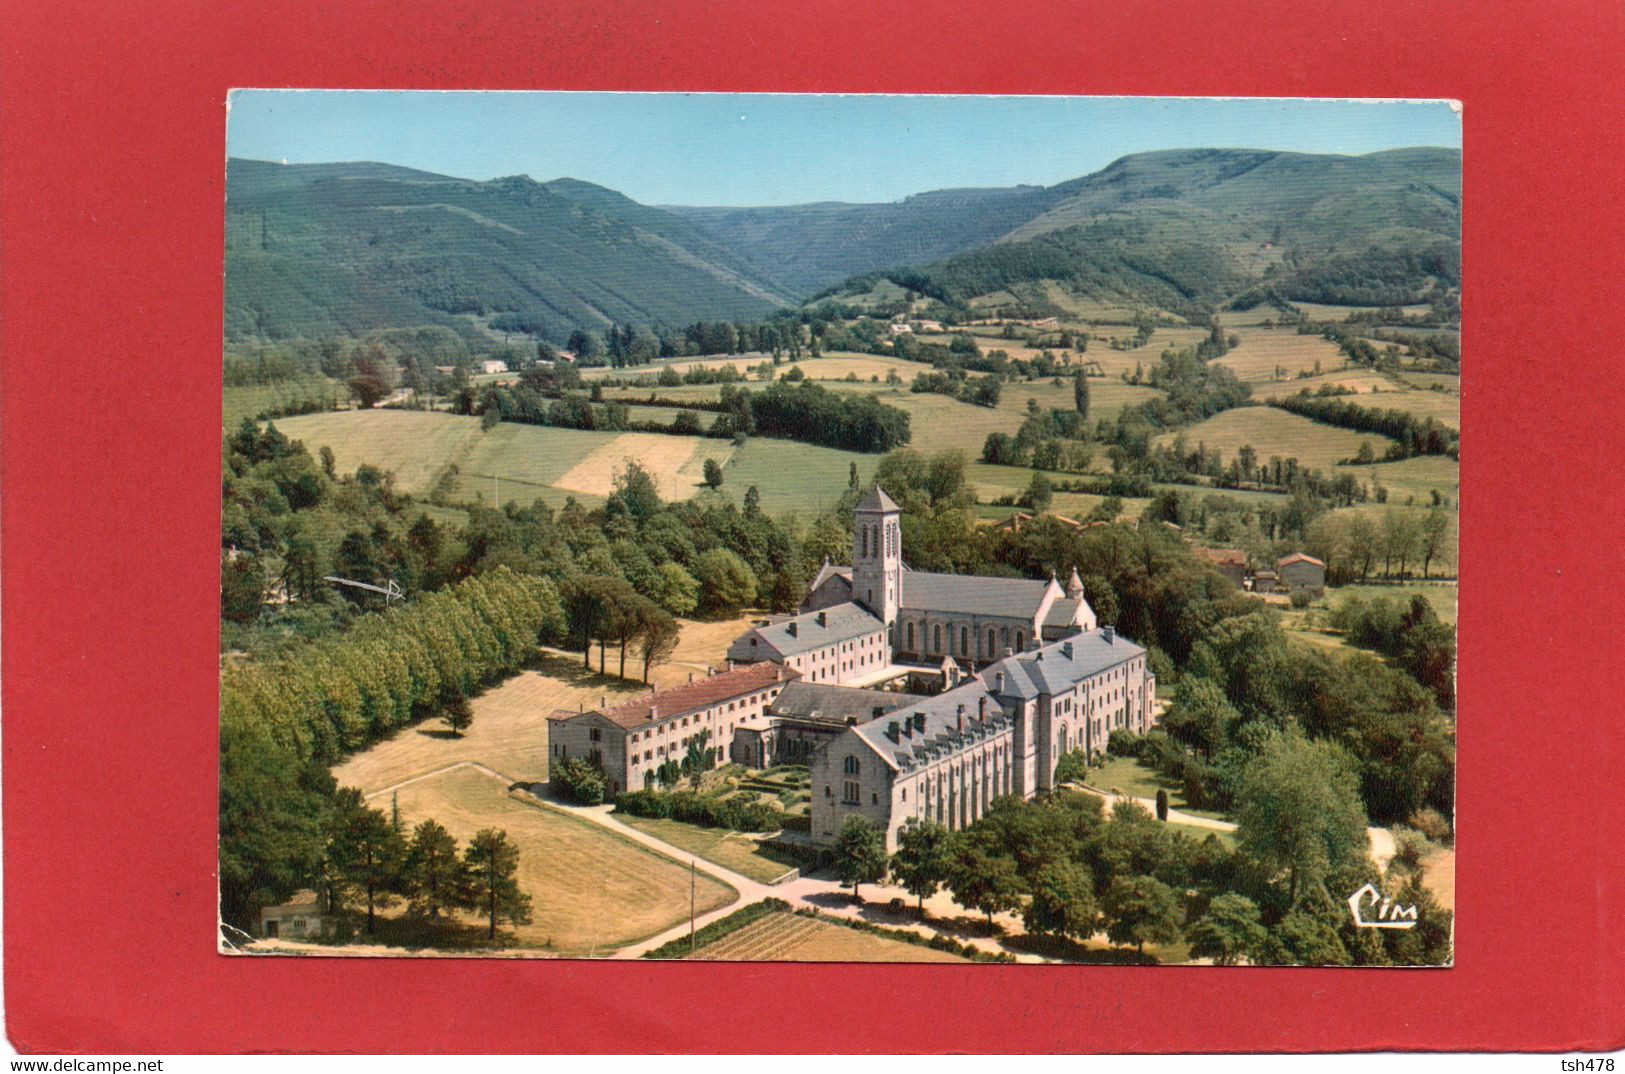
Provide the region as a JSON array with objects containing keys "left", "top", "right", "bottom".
[
  {"left": 1081, "top": 756, "right": 1228, "bottom": 822},
  {"left": 615, "top": 816, "right": 801, "bottom": 884},
  {"left": 381, "top": 766, "right": 735, "bottom": 955},
  {"left": 688, "top": 911, "right": 968, "bottom": 962},
  {"left": 332, "top": 615, "right": 757, "bottom": 794},
  {"left": 1154, "top": 406, "right": 1395, "bottom": 472}
]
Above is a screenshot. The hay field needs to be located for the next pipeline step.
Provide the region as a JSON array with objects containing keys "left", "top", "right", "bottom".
[
  {"left": 792, "top": 352, "right": 936, "bottom": 383},
  {"left": 271, "top": 410, "right": 870, "bottom": 515},
  {"left": 689, "top": 911, "right": 968, "bottom": 962},
  {"left": 553, "top": 432, "right": 732, "bottom": 500},
  {"left": 1154, "top": 406, "right": 1395, "bottom": 472},
  {"left": 1290, "top": 302, "right": 1433, "bottom": 321},
  {"left": 384, "top": 766, "right": 734, "bottom": 954},
  {"left": 274, "top": 410, "right": 486, "bottom": 493},
  {"left": 1214, "top": 329, "right": 1349, "bottom": 383}
]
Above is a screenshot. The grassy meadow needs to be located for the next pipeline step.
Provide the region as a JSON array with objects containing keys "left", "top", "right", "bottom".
[
  {"left": 1153, "top": 406, "right": 1395, "bottom": 472},
  {"left": 383, "top": 766, "right": 734, "bottom": 955}
]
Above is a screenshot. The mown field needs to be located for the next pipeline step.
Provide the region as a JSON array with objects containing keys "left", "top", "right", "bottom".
[
  {"left": 381, "top": 766, "right": 734, "bottom": 955},
  {"left": 1153, "top": 406, "right": 1396, "bottom": 472},
  {"left": 1214, "top": 328, "right": 1348, "bottom": 384},
  {"left": 270, "top": 409, "right": 876, "bottom": 515},
  {"left": 688, "top": 910, "right": 968, "bottom": 963}
]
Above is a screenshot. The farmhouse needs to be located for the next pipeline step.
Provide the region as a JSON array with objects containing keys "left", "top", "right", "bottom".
[
  {"left": 548, "top": 662, "right": 797, "bottom": 794},
  {"left": 810, "top": 627, "right": 1157, "bottom": 850},
  {"left": 992, "top": 511, "right": 1085, "bottom": 534},
  {"left": 480, "top": 359, "right": 509, "bottom": 375},
  {"left": 1277, "top": 552, "right": 1326, "bottom": 594},
  {"left": 801, "top": 486, "right": 1096, "bottom": 670},
  {"left": 1194, "top": 547, "right": 1248, "bottom": 589}
]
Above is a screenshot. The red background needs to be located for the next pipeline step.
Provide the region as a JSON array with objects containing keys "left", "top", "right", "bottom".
[{"left": 3, "top": 0, "right": 1623, "bottom": 1054}]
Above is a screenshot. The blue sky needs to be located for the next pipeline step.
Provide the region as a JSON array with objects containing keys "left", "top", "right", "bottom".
[{"left": 227, "top": 92, "right": 1459, "bottom": 207}]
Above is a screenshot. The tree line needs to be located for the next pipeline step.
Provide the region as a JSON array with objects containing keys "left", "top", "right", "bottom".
[{"left": 1271, "top": 393, "right": 1459, "bottom": 460}]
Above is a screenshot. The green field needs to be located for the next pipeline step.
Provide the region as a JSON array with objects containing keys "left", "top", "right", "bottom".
[
  {"left": 1338, "top": 455, "right": 1460, "bottom": 506},
  {"left": 224, "top": 376, "right": 345, "bottom": 430},
  {"left": 1328, "top": 582, "right": 1458, "bottom": 622},
  {"left": 271, "top": 408, "right": 875, "bottom": 515},
  {"left": 1154, "top": 406, "right": 1396, "bottom": 472}
]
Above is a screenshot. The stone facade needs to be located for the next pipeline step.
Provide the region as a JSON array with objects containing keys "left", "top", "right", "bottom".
[
  {"left": 725, "top": 602, "right": 888, "bottom": 685},
  {"left": 548, "top": 662, "right": 796, "bottom": 795},
  {"left": 811, "top": 627, "right": 1157, "bottom": 850},
  {"left": 1277, "top": 553, "right": 1327, "bottom": 593}
]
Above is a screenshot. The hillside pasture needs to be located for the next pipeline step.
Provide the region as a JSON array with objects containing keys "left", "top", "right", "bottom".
[
  {"left": 1254, "top": 372, "right": 1460, "bottom": 428},
  {"left": 1214, "top": 328, "right": 1349, "bottom": 384},
  {"left": 267, "top": 409, "right": 875, "bottom": 515},
  {"left": 382, "top": 766, "right": 734, "bottom": 955},
  {"left": 1337, "top": 455, "right": 1460, "bottom": 507},
  {"left": 1154, "top": 406, "right": 1395, "bottom": 472},
  {"left": 225, "top": 375, "right": 346, "bottom": 430},
  {"left": 790, "top": 352, "right": 936, "bottom": 383},
  {"left": 274, "top": 410, "right": 486, "bottom": 493}
]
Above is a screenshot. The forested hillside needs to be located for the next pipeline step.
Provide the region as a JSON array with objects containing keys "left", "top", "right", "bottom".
[{"left": 224, "top": 160, "right": 794, "bottom": 342}]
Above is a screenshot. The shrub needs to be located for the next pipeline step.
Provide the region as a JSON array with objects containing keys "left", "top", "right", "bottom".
[
  {"left": 1289, "top": 589, "right": 1313, "bottom": 609},
  {"left": 1107, "top": 728, "right": 1142, "bottom": 758},
  {"left": 1408, "top": 807, "right": 1452, "bottom": 843},
  {"left": 1390, "top": 826, "right": 1436, "bottom": 872},
  {"left": 553, "top": 757, "right": 608, "bottom": 805},
  {"left": 614, "top": 789, "right": 782, "bottom": 833}
]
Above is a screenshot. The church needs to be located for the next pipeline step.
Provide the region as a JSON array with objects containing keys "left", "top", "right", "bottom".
[
  {"left": 798, "top": 485, "right": 1098, "bottom": 669},
  {"left": 725, "top": 485, "right": 1158, "bottom": 849}
]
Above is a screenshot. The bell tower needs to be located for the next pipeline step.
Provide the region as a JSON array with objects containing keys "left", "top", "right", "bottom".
[{"left": 852, "top": 485, "right": 901, "bottom": 631}]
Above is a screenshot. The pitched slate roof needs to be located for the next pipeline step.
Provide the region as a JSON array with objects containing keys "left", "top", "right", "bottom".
[
  {"left": 1043, "top": 597, "right": 1084, "bottom": 629},
  {"left": 768, "top": 682, "right": 926, "bottom": 726},
  {"left": 556, "top": 662, "right": 798, "bottom": 731},
  {"left": 900, "top": 571, "right": 1056, "bottom": 620},
  {"left": 737, "top": 602, "right": 884, "bottom": 658},
  {"left": 983, "top": 627, "right": 1146, "bottom": 701},
  {"left": 856, "top": 485, "right": 900, "bottom": 513},
  {"left": 851, "top": 679, "right": 1010, "bottom": 771}
]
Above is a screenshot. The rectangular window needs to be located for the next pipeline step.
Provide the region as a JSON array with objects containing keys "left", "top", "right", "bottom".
[{"left": 843, "top": 781, "right": 861, "bottom": 804}]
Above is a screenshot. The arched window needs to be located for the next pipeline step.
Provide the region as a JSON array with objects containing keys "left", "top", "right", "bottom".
[
  {"left": 906, "top": 621, "right": 915, "bottom": 650},
  {"left": 987, "top": 628, "right": 996, "bottom": 656},
  {"left": 861, "top": 526, "right": 869, "bottom": 558},
  {"left": 843, "top": 755, "right": 859, "bottom": 775},
  {"left": 932, "top": 624, "right": 942, "bottom": 653},
  {"left": 960, "top": 626, "right": 969, "bottom": 654}
]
